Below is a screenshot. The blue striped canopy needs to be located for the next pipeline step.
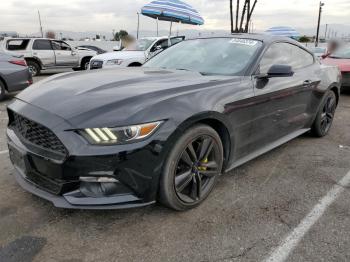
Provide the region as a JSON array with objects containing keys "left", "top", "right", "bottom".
[
  {"left": 141, "top": 0, "right": 204, "bottom": 25},
  {"left": 265, "top": 26, "right": 301, "bottom": 39}
]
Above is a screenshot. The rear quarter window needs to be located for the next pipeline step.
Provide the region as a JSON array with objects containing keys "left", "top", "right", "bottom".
[{"left": 6, "top": 39, "right": 30, "bottom": 51}]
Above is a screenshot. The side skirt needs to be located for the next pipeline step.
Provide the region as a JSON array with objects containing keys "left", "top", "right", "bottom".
[{"left": 225, "top": 128, "right": 310, "bottom": 172}]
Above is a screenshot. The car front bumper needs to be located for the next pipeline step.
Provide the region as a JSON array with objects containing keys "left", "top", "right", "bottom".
[{"left": 6, "top": 100, "right": 171, "bottom": 209}]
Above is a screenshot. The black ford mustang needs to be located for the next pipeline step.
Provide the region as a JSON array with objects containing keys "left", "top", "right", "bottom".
[{"left": 7, "top": 35, "right": 341, "bottom": 210}]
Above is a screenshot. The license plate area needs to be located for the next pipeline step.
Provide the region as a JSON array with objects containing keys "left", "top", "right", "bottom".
[{"left": 8, "top": 144, "right": 27, "bottom": 174}]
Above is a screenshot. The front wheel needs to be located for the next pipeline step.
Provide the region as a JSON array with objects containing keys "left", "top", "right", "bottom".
[
  {"left": 311, "top": 90, "right": 337, "bottom": 137},
  {"left": 159, "top": 125, "right": 224, "bottom": 211},
  {"left": 0, "top": 80, "right": 6, "bottom": 101}
]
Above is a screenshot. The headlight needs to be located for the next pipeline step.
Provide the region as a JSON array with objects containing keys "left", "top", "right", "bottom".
[
  {"left": 81, "top": 121, "right": 163, "bottom": 145},
  {"left": 106, "top": 59, "right": 123, "bottom": 65}
]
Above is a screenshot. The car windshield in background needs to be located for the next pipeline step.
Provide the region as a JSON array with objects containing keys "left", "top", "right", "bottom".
[
  {"left": 144, "top": 38, "right": 262, "bottom": 76},
  {"left": 124, "top": 39, "right": 155, "bottom": 51},
  {"left": 330, "top": 46, "right": 350, "bottom": 59}
]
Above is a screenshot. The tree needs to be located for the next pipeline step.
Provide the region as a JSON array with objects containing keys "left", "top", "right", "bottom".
[
  {"left": 45, "top": 31, "right": 56, "bottom": 39},
  {"left": 230, "top": 0, "right": 257, "bottom": 33},
  {"left": 299, "top": 36, "right": 311, "bottom": 43},
  {"left": 114, "top": 30, "right": 129, "bottom": 41}
]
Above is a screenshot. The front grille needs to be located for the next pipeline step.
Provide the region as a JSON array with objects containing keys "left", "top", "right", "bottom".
[
  {"left": 90, "top": 60, "right": 103, "bottom": 70},
  {"left": 10, "top": 112, "right": 67, "bottom": 156}
]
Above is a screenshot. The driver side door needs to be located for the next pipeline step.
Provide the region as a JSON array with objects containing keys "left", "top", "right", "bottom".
[
  {"left": 250, "top": 42, "right": 315, "bottom": 149},
  {"left": 51, "top": 40, "right": 78, "bottom": 66}
]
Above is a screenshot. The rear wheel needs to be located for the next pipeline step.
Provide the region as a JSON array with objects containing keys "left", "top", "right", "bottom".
[
  {"left": 159, "top": 125, "right": 224, "bottom": 211},
  {"left": 27, "top": 60, "right": 40, "bottom": 77},
  {"left": 311, "top": 90, "right": 337, "bottom": 137},
  {"left": 0, "top": 80, "right": 5, "bottom": 101}
]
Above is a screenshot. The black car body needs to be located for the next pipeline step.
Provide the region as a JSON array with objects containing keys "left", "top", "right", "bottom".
[
  {"left": 0, "top": 52, "right": 32, "bottom": 100},
  {"left": 7, "top": 35, "right": 341, "bottom": 210}
]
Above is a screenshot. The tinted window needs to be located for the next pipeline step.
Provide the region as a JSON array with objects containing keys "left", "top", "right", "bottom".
[
  {"left": 52, "top": 41, "right": 71, "bottom": 51},
  {"left": 33, "top": 40, "right": 52, "bottom": 50},
  {"left": 6, "top": 39, "right": 30, "bottom": 50},
  {"left": 145, "top": 38, "right": 262, "bottom": 76},
  {"left": 151, "top": 39, "right": 169, "bottom": 52},
  {"left": 170, "top": 37, "right": 184, "bottom": 45},
  {"left": 260, "top": 43, "right": 314, "bottom": 73}
]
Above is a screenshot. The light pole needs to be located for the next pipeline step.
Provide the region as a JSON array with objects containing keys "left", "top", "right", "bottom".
[
  {"left": 137, "top": 12, "right": 140, "bottom": 40},
  {"left": 315, "top": 1, "right": 325, "bottom": 47}
]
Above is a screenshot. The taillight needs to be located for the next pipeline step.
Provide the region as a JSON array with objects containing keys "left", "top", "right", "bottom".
[{"left": 9, "top": 59, "right": 27, "bottom": 66}]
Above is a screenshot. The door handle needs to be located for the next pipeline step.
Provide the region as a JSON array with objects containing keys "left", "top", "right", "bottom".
[{"left": 303, "top": 80, "right": 312, "bottom": 87}]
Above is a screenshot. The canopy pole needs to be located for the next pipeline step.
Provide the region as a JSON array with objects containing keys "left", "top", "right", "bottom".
[
  {"left": 169, "top": 21, "right": 173, "bottom": 36},
  {"left": 156, "top": 18, "right": 159, "bottom": 37}
]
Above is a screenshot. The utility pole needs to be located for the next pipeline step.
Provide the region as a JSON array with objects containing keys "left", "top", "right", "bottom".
[
  {"left": 38, "top": 10, "right": 43, "bottom": 38},
  {"left": 137, "top": 12, "right": 140, "bottom": 39},
  {"left": 315, "top": 2, "right": 325, "bottom": 47},
  {"left": 230, "top": 0, "right": 234, "bottom": 33}
]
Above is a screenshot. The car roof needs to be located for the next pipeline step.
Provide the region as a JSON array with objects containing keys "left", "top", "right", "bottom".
[
  {"left": 189, "top": 33, "right": 299, "bottom": 45},
  {"left": 140, "top": 36, "right": 184, "bottom": 41}
]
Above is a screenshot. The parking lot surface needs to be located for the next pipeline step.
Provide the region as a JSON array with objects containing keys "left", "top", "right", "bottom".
[{"left": 0, "top": 74, "right": 349, "bottom": 262}]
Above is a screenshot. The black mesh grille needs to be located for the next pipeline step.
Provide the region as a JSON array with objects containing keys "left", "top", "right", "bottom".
[
  {"left": 90, "top": 60, "right": 103, "bottom": 70},
  {"left": 10, "top": 112, "right": 67, "bottom": 156}
]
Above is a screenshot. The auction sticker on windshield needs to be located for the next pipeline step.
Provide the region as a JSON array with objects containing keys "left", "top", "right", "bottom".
[{"left": 229, "top": 38, "right": 259, "bottom": 46}]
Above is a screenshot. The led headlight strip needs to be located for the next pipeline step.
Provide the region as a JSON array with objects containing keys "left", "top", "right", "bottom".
[{"left": 82, "top": 121, "right": 162, "bottom": 145}]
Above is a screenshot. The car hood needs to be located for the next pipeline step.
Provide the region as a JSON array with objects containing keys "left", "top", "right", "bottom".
[
  {"left": 92, "top": 51, "right": 146, "bottom": 61},
  {"left": 16, "top": 68, "right": 237, "bottom": 128},
  {"left": 322, "top": 57, "right": 350, "bottom": 72}
]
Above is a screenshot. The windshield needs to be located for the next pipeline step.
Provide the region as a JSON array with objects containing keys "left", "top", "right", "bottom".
[
  {"left": 330, "top": 46, "right": 350, "bottom": 59},
  {"left": 124, "top": 39, "right": 155, "bottom": 51},
  {"left": 144, "top": 38, "right": 262, "bottom": 76}
]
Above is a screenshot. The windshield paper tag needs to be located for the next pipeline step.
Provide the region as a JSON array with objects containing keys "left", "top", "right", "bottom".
[{"left": 229, "top": 39, "right": 258, "bottom": 46}]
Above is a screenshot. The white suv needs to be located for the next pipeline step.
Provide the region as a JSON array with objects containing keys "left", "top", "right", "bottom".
[
  {"left": 89, "top": 36, "right": 185, "bottom": 70},
  {"left": 2, "top": 38, "right": 97, "bottom": 76}
]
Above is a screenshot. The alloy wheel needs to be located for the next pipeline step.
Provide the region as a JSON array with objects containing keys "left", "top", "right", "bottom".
[
  {"left": 174, "top": 135, "right": 221, "bottom": 203},
  {"left": 320, "top": 95, "right": 336, "bottom": 133},
  {"left": 28, "top": 65, "right": 37, "bottom": 76}
]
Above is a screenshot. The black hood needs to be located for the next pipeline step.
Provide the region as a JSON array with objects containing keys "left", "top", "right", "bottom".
[{"left": 17, "top": 68, "right": 238, "bottom": 127}]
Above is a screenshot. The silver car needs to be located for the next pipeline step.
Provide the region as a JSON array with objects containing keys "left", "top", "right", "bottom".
[{"left": 0, "top": 52, "right": 32, "bottom": 101}]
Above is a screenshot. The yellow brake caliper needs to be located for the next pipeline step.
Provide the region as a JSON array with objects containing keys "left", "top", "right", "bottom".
[{"left": 198, "top": 158, "right": 208, "bottom": 171}]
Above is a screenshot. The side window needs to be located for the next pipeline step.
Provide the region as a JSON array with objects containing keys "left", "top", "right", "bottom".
[
  {"left": 289, "top": 45, "right": 314, "bottom": 70},
  {"left": 170, "top": 37, "right": 184, "bottom": 45},
  {"left": 151, "top": 39, "right": 169, "bottom": 52},
  {"left": 6, "top": 39, "right": 30, "bottom": 51},
  {"left": 52, "top": 41, "right": 71, "bottom": 51},
  {"left": 260, "top": 43, "right": 314, "bottom": 74},
  {"left": 33, "top": 40, "right": 52, "bottom": 50}
]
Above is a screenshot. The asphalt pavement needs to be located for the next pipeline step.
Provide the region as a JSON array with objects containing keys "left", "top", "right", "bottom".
[{"left": 0, "top": 73, "right": 349, "bottom": 262}]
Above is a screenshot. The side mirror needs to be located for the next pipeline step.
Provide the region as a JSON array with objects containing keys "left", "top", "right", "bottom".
[{"left": 257, "top": 65, "right": 294, "bottom": 79}]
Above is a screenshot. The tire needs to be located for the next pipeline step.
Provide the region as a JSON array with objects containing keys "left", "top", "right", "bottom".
[
  {"left": 80, "top": 57, "right": 91, "bottom": 70},
  {"left": 311, "top": 90, "right": 337, "bottom": 137},
  {"left": 159, "top": 124, "right": 224, "bottom": 211},
  {"left": 0, "top": 80, "right": 5, "bottom": 101},
  {"left": 27, "top": 60, "right": 40, "bottom": 77}
]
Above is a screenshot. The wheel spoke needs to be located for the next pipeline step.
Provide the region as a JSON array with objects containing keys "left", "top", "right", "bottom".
[
  {"left": 199, "top": 170, "right": 218, "bottom": 178},
  {"left": 199, "top": 137, "right": 214, "bottom": 160},
  {"left": 181, "top": 150, "right": 193, "bottom": 167},
  {"left": 190, "top": 176, "right": 198, "bottom": 200},
  {"left": 175, "top": 170, "right": 193, "bottom": 192},
  {"left": 199, "top": 161, "right": 218, "bottom": 169},
  {"left": 187, "top": 143, "right": 198, "bottom": 162}
]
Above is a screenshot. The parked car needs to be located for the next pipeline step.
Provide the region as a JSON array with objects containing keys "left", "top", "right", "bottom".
[
  {"left": 2, "top": 38, "right": 97, "bottom": 76},
  {"left": 89, "top": 36, "right": 185, "bottom": 70},
  {"left": 76, "top": 45, "right": 107, "bottom": 54},
  {"left": 7, "top": 35, "right": 340, "bottom": 211},
  {"left": 0, "top": 52, "right": 32, "bottom": 101},
  {"left": 322, "top": 45, "right": 350, "bottom": 90}
]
